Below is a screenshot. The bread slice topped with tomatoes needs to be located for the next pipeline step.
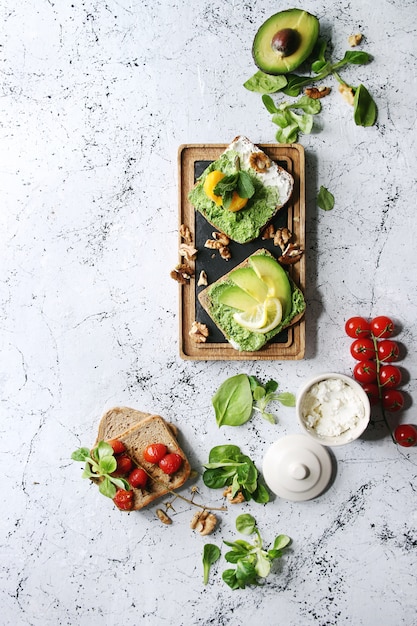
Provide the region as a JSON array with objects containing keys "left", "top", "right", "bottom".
[
  {"left": 188, "top": 135, "right": 294, "bottom": 244},
  {"left": 85, "top": 407, "right": 191, "bottom": 511}
]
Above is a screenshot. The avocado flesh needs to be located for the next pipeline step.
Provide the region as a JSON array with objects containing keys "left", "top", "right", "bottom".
[
  {"left": 249, "top": 255, "right": 292, "bottom": 318},
  {"left": 217, "top": 285, "right": 259, "bottom": 312},
  {"left": 252, "top": 9, "right": 319, "bottom": 75},
  {"left": 229, "top": 267, "right": 269, "bottom": 303}
]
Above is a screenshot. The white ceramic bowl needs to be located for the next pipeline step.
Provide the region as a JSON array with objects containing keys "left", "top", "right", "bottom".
[{"left": 296, "top": 372, "right": 371, "bottom": 447}]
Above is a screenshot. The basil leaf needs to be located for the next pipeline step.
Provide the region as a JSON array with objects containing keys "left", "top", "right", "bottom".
[
  {"left": 343, "top": 50, "right": 372, "bottom": 65},
  {"left": 202, "top": 544, "right": 221, "bottom": 585},
  {"left": 272, "top": 534, "right": 291, "bottom": 551},
  {"left": 98, "top": 476, "right": 117, "bottom": 499},
  {"left": 203, "top": 468, "right": 232, "bottom": 489},
  {"left": 275, "top": 392, "right": 296, "bottom": 407},
  {"left": 317, "top": 185, "right": 335, "bottom": 211},
  {"left": 213, "top": 173, "right": 239, "bottom": 195},
  {"left": 264, "top": 379, "right": 278, "bottom": 394},
  {"left": 95, "top": 441, "right": 114, "bottom": 460},
  {"left": 212, "top": 374, "right": 253, "bottom": 427},
  {"left": 222, "top": 569, "right": 239, "bottom": 590},
  {"left": 262, "top": 93, "right": 280, "bottom": 114},
  {"left": 208, "top": 444, "right": 242, "bottom": 463},
  {"left": 281, "top": 74, "right": 311, "bottom": 96},
  {"left": 353, "top": 84, "right": 377, "bottom": 127},
  {"left": 98, "top": 455, "right": 117, "bottom": 474},
  {"left": 237, "top": 171, "right": 255, "bottom": 199},
  {"left": 236, "top": 513, "right": 256, "bottom": 535},
  {"left": 71, "top": 447, "right": 91, "bottom": 462},
  {"left": 244, "top": 70, "right": 287, "bottom": 94},
  {"left": 252, "top": 483, "right": 270, "bottom": 504}
]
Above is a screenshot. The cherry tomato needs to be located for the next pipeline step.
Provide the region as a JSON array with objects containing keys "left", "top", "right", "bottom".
[
  {"left": 159, "top": 452, "right": 183, "bottom": 475},
  {"left": 353, "top": 360, "right": 377, "bottom": 384},
  {"left": 370, "top": 316, "right": 394, "bottom": 339},
  {"left": 377, "top": 340, "right": 400, "bottom": 363},
  {"left": 361, "top": 383, "right": 380, "bottom": 406},
  {"left": 128, "top": 467, "right": 148, "bottom": 489},
  {"left": 378, "top": 364, "right": 402, "bottom": 389},
  {"left": 345, "top": 316, "right": 371, "bottom": 339},
  {"left": 111, "top": 454, "right": 133, "bottom": 477},
  {"left": 113, "top": 488, "right": 134, "bottom": 510},
  {"left": 394, "top": 424, "right": 417, "bottom": 447},
  {"left": 350, "top": 338, "right": 375, "bottom": 361},
  {"left": 107, "top": 439, "right": 126, "bottom": 455},
  {"left": 382, "top": 389, "right": 404, "bottom": 412},
  {"left": 143, "top": 443, "right": 168, "bottom": 464}
]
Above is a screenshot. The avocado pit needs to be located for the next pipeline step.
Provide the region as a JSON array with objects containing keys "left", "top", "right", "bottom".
[{"left": 271, "top": 28, "right": 300, "bottom": 58}]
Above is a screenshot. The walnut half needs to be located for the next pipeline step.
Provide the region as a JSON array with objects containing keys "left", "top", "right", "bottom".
[
  {"left": 170, "top": 263, "right": 194, "bottom": 284},
  {"left": 190, "top": 510, "right": 217, "bottom": 535},
  {"left": 305, "top": 86, "right": 331, "bottom": 99},
  {"left": 189, "top": 321, "right": 209, "bottom": 343},
  {"left": 223, "top": 486, "right": 245, "bottom": 504}
]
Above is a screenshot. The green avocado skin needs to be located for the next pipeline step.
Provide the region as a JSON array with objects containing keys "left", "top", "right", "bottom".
[
  {"left": 207, "top": 268, "right": 305, "bottom": 352},
  {"left": 252, "top": 9, "right": 320, "bottom": 75},
  {"left": 188, "top": 151, "right": 279, "bottom": 244}
]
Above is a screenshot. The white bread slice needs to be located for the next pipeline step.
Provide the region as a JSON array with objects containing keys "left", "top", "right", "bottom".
[{"left": 95, "top": 407, "right": 191, "bottom": 511}]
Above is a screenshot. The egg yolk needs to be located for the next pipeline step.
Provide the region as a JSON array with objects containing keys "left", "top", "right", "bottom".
[{"left": 203, "top": 170, "right": 248, "bottom": 212}]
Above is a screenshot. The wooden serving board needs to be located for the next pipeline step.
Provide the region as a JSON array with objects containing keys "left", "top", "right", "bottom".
[{"left": 177, "top": 143, "right": 305, "bottom": 360}]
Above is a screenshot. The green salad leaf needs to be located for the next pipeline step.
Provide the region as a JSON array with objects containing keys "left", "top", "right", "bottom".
[
  {"left": 203, "top": 445, "right": 269, "bottom": 504},
  {"left": 212, "top": 373, "right": 295, "bottom": 426},
  {"left": 71, "top": 441, "right": 130, "bottom": 499},
  {"left": 317, "top": 185, "right": 335, "bottom": 211},
  {"left": 222, "top": 514, "right": 291, "bottom": 589},
  {"left": 202, "top": 544, "right": 221, "bottom": 585}
]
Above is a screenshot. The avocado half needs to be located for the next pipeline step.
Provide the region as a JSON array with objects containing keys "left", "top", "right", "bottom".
[{"left": 252, "top": 8, "right": 319, "bottom": 75}]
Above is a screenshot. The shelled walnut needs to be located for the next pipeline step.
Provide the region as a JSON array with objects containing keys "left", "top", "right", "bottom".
[
  {"left": 179, "top": 223, "right": 192, "bottom": 243},
  {"left": 278, "top": 243, "right": 304, "bottom": 265},
  {"left": 223, "top": 486, "right": 245, "bottom": 504},
  {"left": 170, "top": 263, "right": 194, "bottom": 284},
  {"left": 190, "top": 510, "right": 217, "bottom": 535},
  {"left": 348, "top": 33, "right": 362, "bottom": 46},
  {"left": 189, "top": 321, "right": 209, "bottom": 343},
  {"left": 304, "top": 86, "right": 331, "bottom": 99},
  {"left": 261, "top": 224, "right": 275, "bottom": 240},
  {"left": 273, "top": 227, "right": 293, "bottom": 249}
]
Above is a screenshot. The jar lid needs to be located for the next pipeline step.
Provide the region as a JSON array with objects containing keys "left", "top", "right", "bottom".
[{"left": 262, "top": 434, "right": 332, "bottom": 501}]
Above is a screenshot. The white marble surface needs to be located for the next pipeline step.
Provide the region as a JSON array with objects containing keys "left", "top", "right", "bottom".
[{"left": 2, "top": 1, "right": 417, "bottom": 624}]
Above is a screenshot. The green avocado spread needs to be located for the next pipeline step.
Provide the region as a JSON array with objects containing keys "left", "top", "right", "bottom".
[
  {"left": 207, "top": 275, "right": 306, "bottom": 352},
  {"left": 188, "top": 150, "right": 280, "bottom": 244}
]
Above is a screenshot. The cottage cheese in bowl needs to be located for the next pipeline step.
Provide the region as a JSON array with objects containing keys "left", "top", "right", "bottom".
[{"left": 296, "top": 373, "right": 370, "bottom": 446}]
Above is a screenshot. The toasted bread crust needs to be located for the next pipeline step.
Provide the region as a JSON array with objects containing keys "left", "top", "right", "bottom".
[{"left": 95, "top": 407, "right": 191, "bottom": 511}]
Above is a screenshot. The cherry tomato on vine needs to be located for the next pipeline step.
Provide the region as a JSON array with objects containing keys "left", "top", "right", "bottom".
[
  {"left": 107, "top": 439, "right": 126, "bottom": 455},
  {"left": 394, "top": 424, "right": 417, "bottom": 447},
  {"left": 353, "top": 360, "right": 377, "bottom": 384},
  {"left": 113, "top": 489, "right": 134, "bottom": 510},
  {"left": 361, "top": 383, "right": 380, "bottom": 406},
  {"left": 378, "top": 364, "right": 402, "bottom": 388},
  {"left": 345, "top": 316, "right": 371, "bottom": 339},
  {"left": 370, "top": 316, "right": 395, "bottom": 339},
  {"left": 382, "top": 389, "right": 404, "bottom": 412},
  {"left": 143, "top": 443, "right": 168, "bottom": 464},
  {"left": 350, "top": 338, "right": 376, "bottom": 361},
  {"left": 377, "top": 339, "right": 400, "bottom": 363},
  {"left": 111, "top": 454, "right": 133, "bottom": 477}
]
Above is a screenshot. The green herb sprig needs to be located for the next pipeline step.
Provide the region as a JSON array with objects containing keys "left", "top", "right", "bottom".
[
  {"left": 71, "top": 442, "right": 130, "bottom": 499},
  {"left": 245, "top": 38, "right": 377, "bottom": 137},
  {"left": 213, "top": 169, "right": 255, "bottom": 210},
  {"left": 222, "top": 514, "right": 291, "bottom": 589},
  {"left": 203, "top": 444, "right": 270, "bottom": 504},
  {"left": 212, "top": 373, "right": 295, "bottom": 427},
  {"left": 262, "top": 94, "right": 321, "bottom": 143}
]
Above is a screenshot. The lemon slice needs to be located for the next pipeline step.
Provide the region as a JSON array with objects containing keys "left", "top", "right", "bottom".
[
  {"left": 233, "top": 297, "right": 283, "bottom": 333},
  {"left": 233, "top": 302, "right": 268, "bottom": 330}
]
